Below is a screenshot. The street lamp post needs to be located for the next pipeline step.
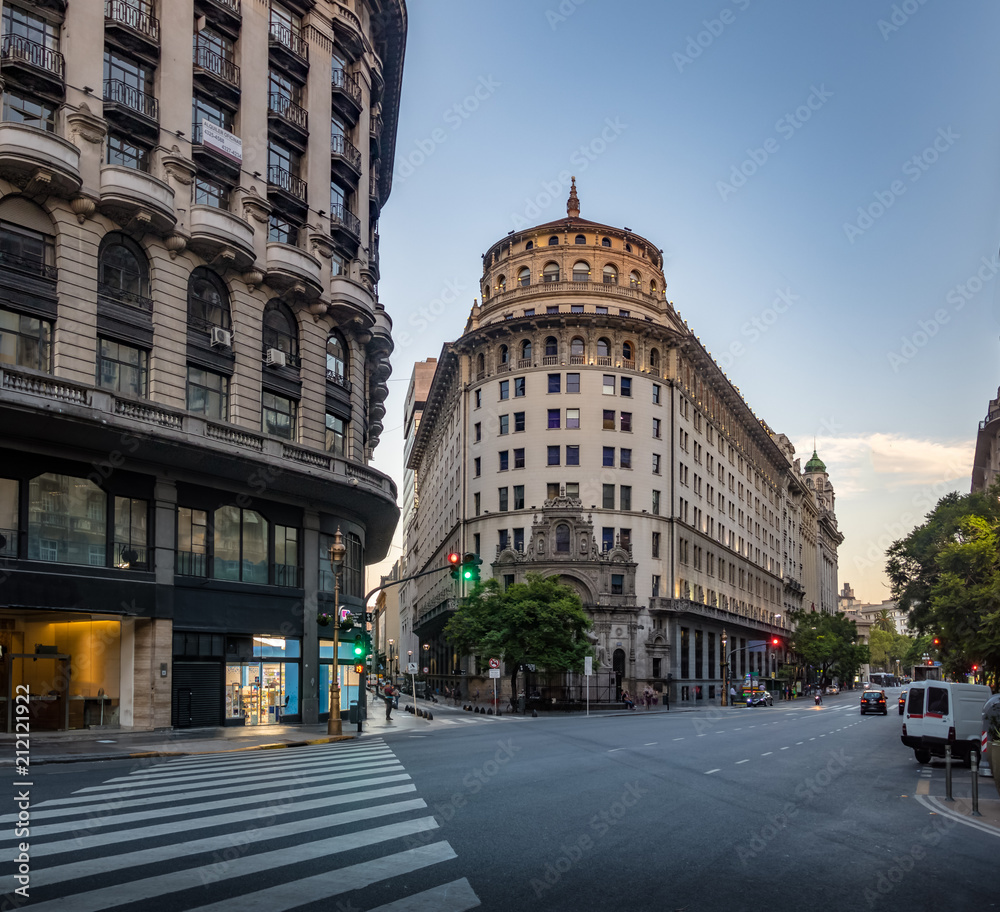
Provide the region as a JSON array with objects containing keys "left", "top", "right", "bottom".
[
  {"left": 388, "top": 638, "right": 395, "bottom": 681},
  {"left": 423, "top": 643, "right": 430, "bottom": 696},
  {"left": 327, "top": 527, "right": 346, "bottom": 736},
  {"left": 721, "top": 629, "right": 729, "bottom": 706}
]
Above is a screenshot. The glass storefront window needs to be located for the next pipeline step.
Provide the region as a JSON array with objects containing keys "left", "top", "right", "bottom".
[
  {"left": 177, "top": 507, "right": 207, "bottom": 576},
  {"left": 113, "top": 496, "right": 148, "bottom": 570},
  {"left": 0, "top": 477, "right": 17, "bottom": 557},
  {"left": 213, "top": 506, "right": 268, "bottom": 583},
  {"left": 225, "top": 659, "right": 299, "bottom": 726},
  {"left": 27, "top": 473, "right": 106, "bottom": 566}
]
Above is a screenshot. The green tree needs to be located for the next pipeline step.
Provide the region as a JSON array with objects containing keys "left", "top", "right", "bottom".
[
  {"left": 872, "top": 609, "right": 896, "bottom": 634},
  {"left": 887, "top": 488, "right": 1000, "bottom": 689},
  {"left": 444, "top": 574, "right": 593, "bottom": 699},
  {"left": 789, "top": 609, "right": 867, "bottom": 685}
]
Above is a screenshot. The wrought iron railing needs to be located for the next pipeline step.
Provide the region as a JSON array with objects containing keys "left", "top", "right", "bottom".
[
  {"left": 113, "top": 541, "right": 149, "bottom": 570},
  {"left": 103, "top": 78, "right": 158, "bottom": 121},
  {"left": 330, "top": 134, "right": 361, "bottom": 171},
  {"left": 0, "top": 248, "right": 56, "bottom": 280},
  {"left": 269, "top": 93, "right": 307, "bottom": 130},
  {"left": 105, "top": 0, "right": 160, "bottom": 43},
  {"left": 193, "top": 42, "right": 240, "bottom": 87},
  {"left": 267, "top": 165, "right": 307, "bottom": 202},
  {"left": 325, "top": 369, "right": 352, "bottom": 392},
  {"left": 329, "top": 202, "right": 360, "bottom": 238},
  {"left": 331, "top": 67, "right": 361, "bottom": 105},
  {"left": 176, "top": 550, "right": 207, "bottom": 577},
  {"left": 0, "top": 35, "right": 65, "bottom": 79},
  {"left": 98, "top": 281, "right": 154, "bottom": 311},
  {"left": 0, "top": 527, "right": 15, "bottom": 557},
  {"left": 268, "top": 19, "right": 308, "bottom": 61}
]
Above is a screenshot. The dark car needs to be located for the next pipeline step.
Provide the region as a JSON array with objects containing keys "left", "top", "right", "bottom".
[
  {"left": 752, "top": 691, "right": 773, "bottom": 707},
  {"left": 898, "top": 690, "right": 907, "bottom": 715},
  {"left": 861, "top": 690, "right": 888, "bottom": 715}
]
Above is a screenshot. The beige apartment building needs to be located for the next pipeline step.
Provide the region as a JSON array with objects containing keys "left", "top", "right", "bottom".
[
  {"left": 0, "top": 0, "right": 405, "bottom": 732},
  {"left": 405, "top": 182, "right": 842, "bottom": 706}
]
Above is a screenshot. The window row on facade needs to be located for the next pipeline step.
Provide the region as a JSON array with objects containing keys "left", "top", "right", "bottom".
[
  {"left": 491, "top": 263, "right": 658, "bottom": 295},
  {"left": 0, "top": 472, "right": 363, "bottom": 593},
  {"left": 481, "top": 340, "right": 661, "bottom": 374},
  {"left": 474, "top": 483, "right": 662, "bottom": 516}
]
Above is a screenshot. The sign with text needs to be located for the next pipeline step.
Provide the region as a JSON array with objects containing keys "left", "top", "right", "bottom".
[
  {"left": 201, "top": 120, "right": 242, "bottom": 164},
  {"left": 585, "top": 656, "right": 593, "bottom": 676},
  {"left": 489, "top": 668, "right": 501, "bottom": 679}
]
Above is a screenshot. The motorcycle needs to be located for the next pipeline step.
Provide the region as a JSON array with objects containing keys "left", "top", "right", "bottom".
[{"left": 814, "top": 693, "right": 823, "bottom": 706}]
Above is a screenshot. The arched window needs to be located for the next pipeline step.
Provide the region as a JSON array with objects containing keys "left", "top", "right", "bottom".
[
  {"left": 597, "top": 337, "right": 611, "bottom": 358},
  {"left": 625, "top": 243, "right": 632, "bottom": 253},
  {"left": 545, "top": 336, "right": 558, "bottom": 357},
  {"left": 547, "top": 235, "right": 559, "bottom": 246},
  {"left": 518, "top": 267, "right": 530, "bottom": 287},
  {"left": 622, "top": 341, "right": 634, "bottom": 361},
  {"left": 601, "top": 237, "right": 611, "bottom": 248},
  {"left": 629, "top": 270, "right": 641, "bottom": 288},
  {"left": 555, "top": 523, "right": 570, "bottom": 553},
  {"left": 570, "top": 337, "right": 585, "bottom": 361},
  {"left": 187, "top": 267, "right": 231, "bottom": 332},
  {"left": 650, "top": 279, "right": 657, "bottom": 295},
  {"left": 574, "top": 234, "right": 586, "bottom": 245},
  {"left": 496, "top": 274, "right": 506, "bottom": 292},
  {"left": 326, "top": 331, "right": 348, "bottom": 383},
  {"left": 262, "top": 300, "right": 299, "bottom": 366},
  {"left": 649, "top": 348, "right": 660, "bottom": 372},
  {"left": 572, "top": 261, "right": 590, "bottom": 283},
  {"left": 525, "top": 240, "right": 534, "bottom": 250},
  {"left": 543, "top": 262, "right": 560, "bottom": 283},
  {"left": 499, "top": 344, "right": 509, "bottom": 364},
  {"left": 98, "top": 233, "right": 151, "bottom": 308},
  {"left": 476, "top": 352, "right": 485, "bottom": 375},
  {"left": 603, "top": 264, "right": 617, "bottom": 285},
  {"left": 520, "top": 339, "right": 532, "bottom": 361}
]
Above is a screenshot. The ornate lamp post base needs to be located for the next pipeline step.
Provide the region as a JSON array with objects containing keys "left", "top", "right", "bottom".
[{"left": 328, "top": 684, "right": 342, "bottom": 735}]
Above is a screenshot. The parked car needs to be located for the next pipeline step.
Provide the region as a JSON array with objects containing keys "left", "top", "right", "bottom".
[
  {"left": 860, "top": 691, "right": 888, "bottom": 715},
  {"left": 901, "top": 681, "right": 992, "bottom": 766},
  {"left": 898, "top": 690, "right": 907, "bottom": 715}
]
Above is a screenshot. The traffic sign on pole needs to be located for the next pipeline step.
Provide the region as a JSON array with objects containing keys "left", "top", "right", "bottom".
[
  {"left": 489, "top": 668, "right": 500, "bottom": 679},
  {"left": 489, "top": 657, "right": 500, "bottom": 669}
]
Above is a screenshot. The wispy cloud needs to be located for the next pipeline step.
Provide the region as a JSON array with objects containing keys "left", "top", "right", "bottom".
[{"left": 793, "top": 433, "right": 973, "bottom": 497}]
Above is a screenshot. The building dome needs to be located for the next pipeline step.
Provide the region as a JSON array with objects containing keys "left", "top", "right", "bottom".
[{"left": 805, "top": 450, "right": 827, "bottom": 473}]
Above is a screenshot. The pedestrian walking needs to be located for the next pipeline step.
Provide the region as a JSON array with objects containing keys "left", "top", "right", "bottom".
[
  {"left": 730, "top": 685, "right": 737, "bottom": 706},
  {"left": 643, "top": 686, "right": 653, "bottom": 710},
  {"left": 383, "top": 683, "right": 395, "bottom": 721}
]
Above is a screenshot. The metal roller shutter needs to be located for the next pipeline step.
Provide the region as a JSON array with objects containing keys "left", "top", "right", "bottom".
[{"left": 172, "top": 662, "right": 223, "bottom": 728}]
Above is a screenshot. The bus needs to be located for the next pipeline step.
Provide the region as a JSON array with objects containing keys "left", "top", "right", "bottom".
[{"left": 870, "top": 673, "right": 900, "bottom": 687}]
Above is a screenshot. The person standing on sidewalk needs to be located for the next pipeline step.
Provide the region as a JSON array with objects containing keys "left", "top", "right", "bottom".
[{"left": 383, "top": 683, "right": 395, "bottom": 721}]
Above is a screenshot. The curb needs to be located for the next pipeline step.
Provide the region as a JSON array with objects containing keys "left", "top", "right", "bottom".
[{"left": 916, "top": 794, "right": 1000, "bottom": 839}]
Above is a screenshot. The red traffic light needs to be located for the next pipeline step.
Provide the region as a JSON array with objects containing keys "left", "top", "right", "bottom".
[
  {"left": 771, "top": 637, "right": 780, "bottom": 646},
  {"left": 447, "top": 552, "right": 461, "bottom": 565}
]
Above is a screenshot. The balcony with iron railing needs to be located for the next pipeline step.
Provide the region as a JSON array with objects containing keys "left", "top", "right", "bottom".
[
  {"left": 268, "top": 92, "right": 308, "bottom": 135},
  {"left": 268, "top": 18, "right": 308, "bottom": 66},
  {"left": 267, "top": 164, "right": 307, "bottom": 204},
  {"left": 329, "top": 201, "right": 361, "bottom": 239},
  {"left": 105, "top": 0, "right": 160, "bottom": 50},
  {"left": 193, "top": 41, "right": 241, "bottom": 90},
  {"left": 0, "top": 35, "right": 65, "bottom": 85},
  {"left": 103, "top": 78, "right": 158, "bottom": 124},
  {"left": 331, "top": 67, "right": 362, "bottom": 117},
  {"left": 330, "top": 134, "right": 361, "bottom": 175},
  {"left": 0, "top": 248, "right": 56, "bottom": 282},
  {"left": 98, "top": 282, "right": 154, "bottom": 312}
]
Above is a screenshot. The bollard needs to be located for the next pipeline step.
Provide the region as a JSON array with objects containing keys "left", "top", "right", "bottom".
[
  {"left": 945, "top": 744, "right": 954, "bottom": 802},
  {"left": 971, "top": 752, "right": 982, "bottom": 817},
  {"left": 427, "top": 712, "right": 433, "bottom": 721},
  {"left": 532, "top": 709, "right": 538, "bottom": 718}
]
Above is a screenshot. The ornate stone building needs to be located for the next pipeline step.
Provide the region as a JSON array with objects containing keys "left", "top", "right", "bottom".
[
  {"left": 405, "top": 183, "right": 841, "bottom": 705},
  {"left": 0, "top": 0, "right": 405, "bottom": 731}
]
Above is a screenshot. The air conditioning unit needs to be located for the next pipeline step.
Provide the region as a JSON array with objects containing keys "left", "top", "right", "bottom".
[
  {"left": 265, "top": 348, "right": 286, "bottom": 367},
  {"left": 210, "top": 326, "right": 232, "bottom": 348}
]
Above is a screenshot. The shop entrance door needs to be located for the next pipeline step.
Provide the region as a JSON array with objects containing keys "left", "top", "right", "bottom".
[{"left": 226, "top": 662, "right": 287, "bottom": 726}]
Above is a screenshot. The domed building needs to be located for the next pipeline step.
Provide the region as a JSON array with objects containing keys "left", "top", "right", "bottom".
[{"left": 405, "top": 182, "right": 841, "bottom": 706}]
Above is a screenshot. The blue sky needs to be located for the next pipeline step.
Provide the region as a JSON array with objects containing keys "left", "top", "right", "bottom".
[{"left": 368, "top": 0, "right": 1000, "bottom": 603}]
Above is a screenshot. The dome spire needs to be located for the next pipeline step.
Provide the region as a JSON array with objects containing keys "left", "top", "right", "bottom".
[{"left": 567, "top": 176, "right": 580, "bottom": 219}]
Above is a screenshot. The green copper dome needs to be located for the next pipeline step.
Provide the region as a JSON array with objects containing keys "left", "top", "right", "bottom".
[{"left": 805, "top": 450, "right": 826, "bottom": 473}]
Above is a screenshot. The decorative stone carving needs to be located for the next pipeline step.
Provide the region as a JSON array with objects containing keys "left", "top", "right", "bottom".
[
  {"left": 164, "top": 233, "right": 187, "bottom": 258},
  {"left": 70, "top": 195, "right": 96, "bottom": 223},
  {"left": 243, "top": 268, "right": 265, "bottom": 291}
]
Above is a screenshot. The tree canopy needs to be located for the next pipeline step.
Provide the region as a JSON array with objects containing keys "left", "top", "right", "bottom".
[
  {"left": 443, "top": 573, "right": 593, "bottom": 695},
  {"left": 886, "top": 488, "right": 1000, "bottom": 689},
  {"left": 788, "top": 608, "right": 868, "bottom": 684}
]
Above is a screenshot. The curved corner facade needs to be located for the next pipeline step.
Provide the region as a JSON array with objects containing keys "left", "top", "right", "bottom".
[
  {"left": 0, "top": 0, "right": 405, "bottom": 732},
  {"left": 406, "top": 185, "right": 843, "bottom": 706}
]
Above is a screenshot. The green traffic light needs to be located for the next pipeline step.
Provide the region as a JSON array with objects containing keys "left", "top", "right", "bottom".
[{"left": 353, "top": 635, "right": 364, "bottom": 656}]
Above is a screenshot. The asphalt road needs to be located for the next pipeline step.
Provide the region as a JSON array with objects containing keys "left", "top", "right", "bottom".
[{"left": 8, "top": 690, "right": 998, "bottom": 912}]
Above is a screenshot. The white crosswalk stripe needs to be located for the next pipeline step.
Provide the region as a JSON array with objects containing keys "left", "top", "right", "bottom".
[{"left": 23, "top": 738, "right": 480, "bottom": 910}]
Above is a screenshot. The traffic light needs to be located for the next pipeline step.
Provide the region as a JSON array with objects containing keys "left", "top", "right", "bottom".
[
  {"left": 353, "top": 663, "right": 365, "bottom": 675},
  {"left": 353, "top": 634, "right": 365, "bottom": 657},
  {"left": 448, "top": 551, "right": 462, "bottom": 580},
  {"left": 932, "top": 637, "right": 941, "bottom": 647},
  {"left": 462, "top": 552, "right": 483, "bottom": 582}
]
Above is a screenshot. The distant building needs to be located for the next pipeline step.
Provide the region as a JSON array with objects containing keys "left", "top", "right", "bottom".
[
  {"left": 972, "top": 387, "right": 1000, "bottom": 493},
  {"left": 405, "top": 182, "right": 842, "bottom": 705}
]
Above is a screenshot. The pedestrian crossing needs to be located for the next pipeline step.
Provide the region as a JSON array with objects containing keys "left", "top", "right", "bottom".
[{"left": 0, "top": 739, "right": 480, "bottom": 911}]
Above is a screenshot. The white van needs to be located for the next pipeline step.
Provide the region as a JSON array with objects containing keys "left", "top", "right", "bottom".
[{"left": 901, "top": 681, "right": 993, "bottom": 765}]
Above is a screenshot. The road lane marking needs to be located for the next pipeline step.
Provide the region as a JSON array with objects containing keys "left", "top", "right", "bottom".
[
  {"left": 761, "top": 752, "right": 773, "bottom": 756},
  {"left": 608, "top": 748, "right": 625, "bottom": 753},
  {"left": 645, "top": 742, "right": 657, "bottom": 746},
  {"left": 673, "top": 738, "right": 685, "bottom": 741},
  {"left": 780, "top": 747, "right": 789, "bottom": 750},
  {"left": 705, "top": 769, "right": 721, "bottom": 774},
  {"left": 796, "top": 741, "right": 804, "bottom": 745},
  {"left": 736, "top": 759, "right": 749, "bottom": 764}
]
